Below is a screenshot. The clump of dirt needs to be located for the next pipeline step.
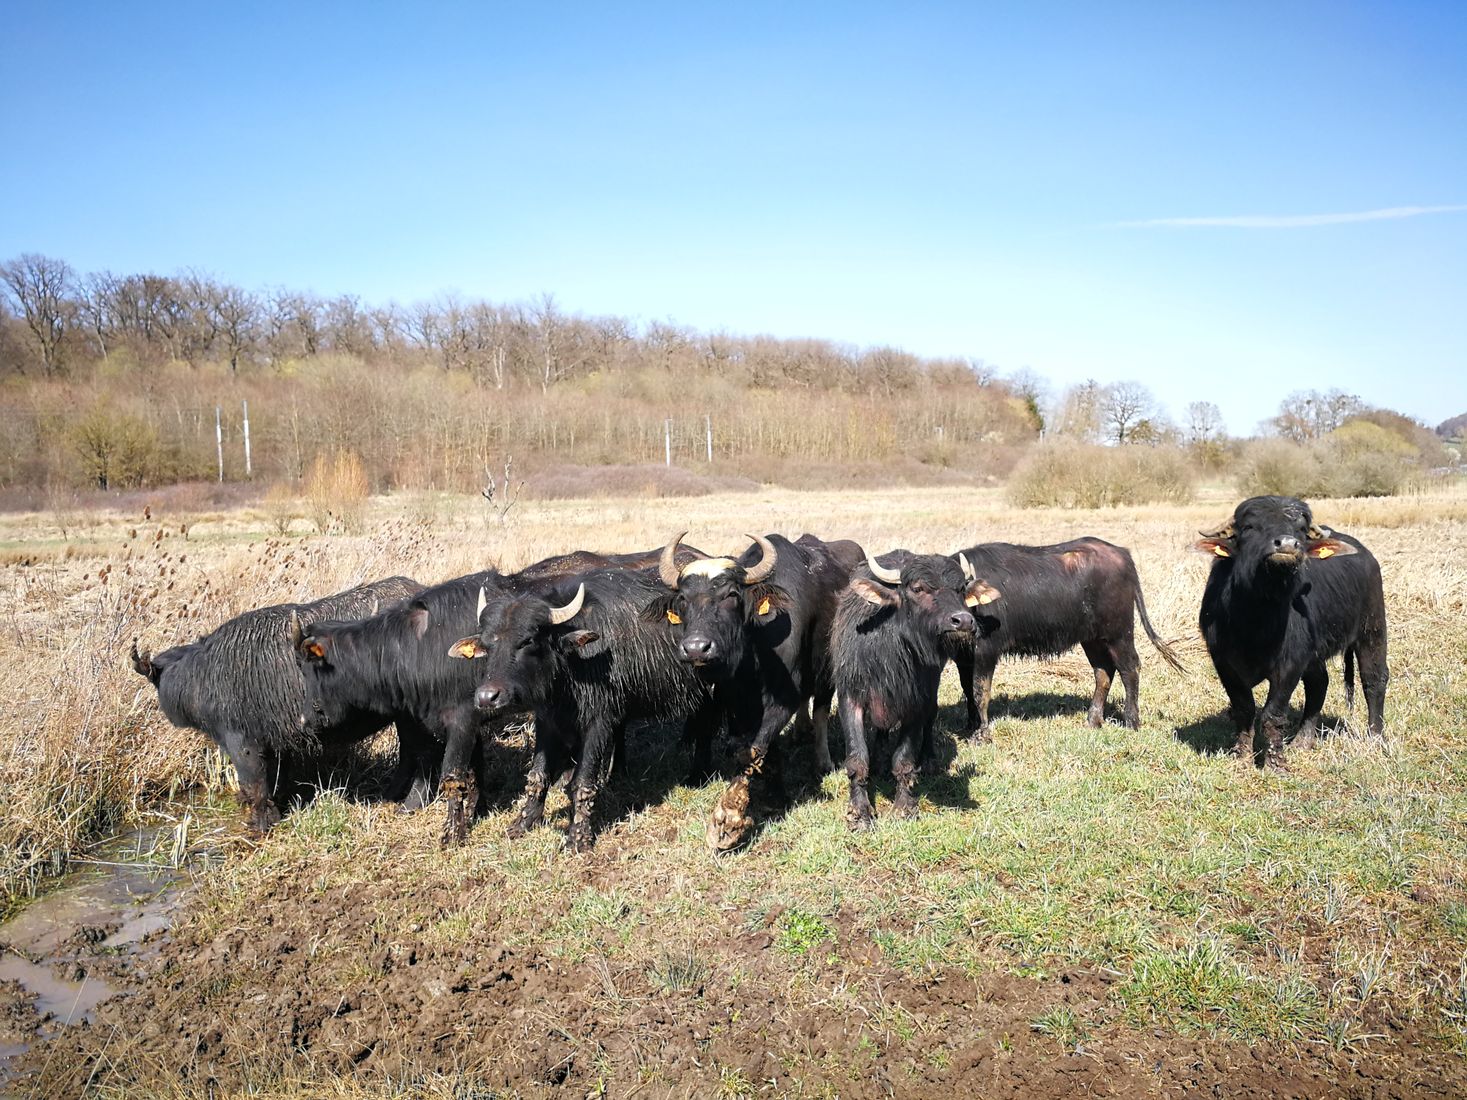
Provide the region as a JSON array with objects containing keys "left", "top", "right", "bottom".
[{"left": 27, "top": 854, "right": 1467, "bottom": 1099}]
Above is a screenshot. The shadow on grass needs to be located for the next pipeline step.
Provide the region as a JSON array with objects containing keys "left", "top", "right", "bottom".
[{"left": 1174, "top": 707, "right": 1350, "bottom": 760}]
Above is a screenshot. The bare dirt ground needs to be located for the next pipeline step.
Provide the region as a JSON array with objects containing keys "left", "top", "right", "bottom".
[{"left": 3, "top": 485, "right": 1465, "bottom": 1098}]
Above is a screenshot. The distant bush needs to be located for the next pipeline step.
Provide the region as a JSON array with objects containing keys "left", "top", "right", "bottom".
[
  {"left": 1236, "top": 424, "right": 1423, "bottom": 499},
  {"left": 1007, "top": 444, "right": 1195, "bottom": 508},
  {"left": 69, "top": 404, "right": 168, "bottom": 490},
  {"left": 1234, "top": 439, "right": 1326, "bottom": 498},
  {"left": 305, "top": 450, "right": 369, "bottom": 533}
]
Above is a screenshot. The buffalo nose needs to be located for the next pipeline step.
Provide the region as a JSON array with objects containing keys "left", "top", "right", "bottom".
[
  {"left": 950, "top": 610, "right": 976, "bottom": 633},
  {"left": 681, "top": 636, "right": 715, "bottom": 661},
  {"left": 475, "top": 685, "right": 505, "bottom": 711},
  {"left": 1273, "top": 536, "right": 1300, "bottom": 552}
]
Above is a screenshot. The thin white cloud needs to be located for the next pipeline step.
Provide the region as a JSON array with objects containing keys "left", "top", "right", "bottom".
[{"left": 1117, "top": 204, "right": 1467, "bottom": 229}]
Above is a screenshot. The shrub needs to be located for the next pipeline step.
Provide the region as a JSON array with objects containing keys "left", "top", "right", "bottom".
[
  {"left": 68, "top": 404, "right": 164, "bottom": 490},
  {"left": 261, "top": 482, "right": 301, "bottom": 535},
  {"left": 1234, "top": 439, "right": 1326, "bottom": 498},
  {"left": 1007, "top": 443, "right": 1195, "bottom": 508},
  {"left": 304, "top": 450, "right": 369, "bottom": 534}
]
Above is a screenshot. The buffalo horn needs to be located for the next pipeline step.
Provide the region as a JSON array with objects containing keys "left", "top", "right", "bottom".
[
  {"left": 1197, "top": 522, "right": 1234, "bottom": 540},
  {"left": 866, "top": 551, "right": 901, "bottom": 585},
  {"left": 548, "top": 582, "right": 586, "bottom": 625},
  {"left": 1307, "top": 524, "right": 1325, "bottom": 540},
  {"left": 476, "top": 586, "right": 488, "bottom": 622},
  {"left": 659, "top": 532, "right": 688, "bottom": 589},
  {"left": 958, "top": 552, "right": 975, "bottom": 583},
  {"left": 288, "top": 610, "right": 304, "bottom": 649},
  {"left": 742, "top": 533, "right": 778, "bottom": 585}
]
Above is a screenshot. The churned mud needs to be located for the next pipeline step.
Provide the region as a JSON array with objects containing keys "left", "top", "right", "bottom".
[{"left": 20, "top": 834, "right": 1467, "bottom": 1099}]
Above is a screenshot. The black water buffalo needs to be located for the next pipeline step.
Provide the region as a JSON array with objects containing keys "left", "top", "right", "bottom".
[
  {"left": 451, "top": 566, "right": 719, "bottom": 851},
  {"left": 832, "top": 550, "right": 999, "bottom": 830},
  {"left": 644, "top": 533, "right": 859, "bottom": 852},
  {"left": 1196, "top": 495, "right": 1388, "bottom": 768},
  {"left": 946, "top": 538, "right": 1184, "bottom": 740},
  {"left": 296, "top": 547, "right": 695, "bottom": 846},
  {"left": 132, "top": 576, "right": 424, "bottom": 833}
]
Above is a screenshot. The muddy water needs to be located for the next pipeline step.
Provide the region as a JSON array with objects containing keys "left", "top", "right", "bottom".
[{"left": 0, "top": 814, "right": 228, "bottom": 1086}]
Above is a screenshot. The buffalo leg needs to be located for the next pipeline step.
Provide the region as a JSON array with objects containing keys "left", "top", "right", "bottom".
[
  {"left": 1294, "top": 663, "right": 1328, "bottom": 749},
  {"left": 891, "top": 721, "right": 922, "bottom": 820},
  {"left": 683, "top": 699, "right": 721, "bottom": 784},
  {"left": 512, "top": 713, "right": 569, "bottom": 837},
  {"left": 959, "top": 653, "right": 997, "bottom": 743},
  {"left": 222, "top": 730, "right": 281, "bottom": 834},
  {"left": 1213, "top": 659, "right": 1258, "bottom": 763},
  {"left": 567, "top": 719, "right": 619, "bottom": 852},
  {"left": 438, "top": 710, "right": 481, "bottom": 847},
  {"left": 839, "top": 696, "right": 875, "bottom": 831},
  {"left": 1113, "top": 633, "right": 1142, "bottom": 730},
  {"left": 706, "top": 698, "right": 794, "bottom": 852},
  {"left": 1081, "top": 641, "right": 1116, "bottom": 728},
  {"left": 387, "top": 719, "right": 440, "bottom": 810},
  {"left": 1258, "top": 672, "right": 1303, "bottom": 771},
  {"left": 1357, "top": 635, "right": 1389, "bottom": 738}
]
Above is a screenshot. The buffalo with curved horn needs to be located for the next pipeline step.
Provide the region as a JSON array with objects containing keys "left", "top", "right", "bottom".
[{"left": 645, "top": 530, "right": 864, "bottom": 851}]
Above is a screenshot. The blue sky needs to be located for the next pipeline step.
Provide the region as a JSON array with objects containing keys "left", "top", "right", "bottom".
[{"left": 2, "top": 1, "right": 1463, "bottom": 433}]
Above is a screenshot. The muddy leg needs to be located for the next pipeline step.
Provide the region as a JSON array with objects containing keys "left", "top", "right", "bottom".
[
  {"left": 567, "top": 720, "right": 618, "bottom": 852},
  {"left": 1258, "top": 673, "right": 1302, "bottom": 772},
  {"left": 891, "top": 722, "right": 921, "bottom": 820},
  {"left": 1081, "top": 640, "right": 1116, "bottom": 728},
  {"left": 1357, "top": 634, "right": 1389, "bottom": 738},
  {"left": 1212, "top": 660, "right": 1257, "bottom": 764},
  {"left": 1114, "top": 634, "right": 1141, "bottom": 730},
  {"left": 223, "top": 730, "right": 281, "bottom": 835},
  {"left": 839, "top": 695, "right": 875, "bottom": 831},
  {"left": 511, "top": 714, "right": 568, "bottom": 838},
  {"left": 438, "top": 711, "right": 482, "bottom": 848},
  {"left": 960, "top": 654, "right": 996, "bottom": 743}
]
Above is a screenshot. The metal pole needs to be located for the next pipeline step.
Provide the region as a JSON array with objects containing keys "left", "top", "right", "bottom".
[
  {"left": 665, "top": 418, "right": 672, "bottom": 466},
  {"left": 215, "top": 406, "right": 224, "bottom": 482},
  {"left": 705, "top": 414, "right": 712, "bottom": 462},
  {"left": 242, "top": 400, "right": 252, "bottom": 478}
]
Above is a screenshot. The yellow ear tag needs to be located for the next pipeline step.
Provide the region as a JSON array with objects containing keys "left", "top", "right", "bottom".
[
  {"left": 666, "top": 609, "right": 682, "bottom": 625},
  {"left": 1212, "top": 545, "right": 1230, "bottom": 558},
  {"left": 964, "top": 594, "right": 979, "bottom": 607},
  {"left": 451, "top": 640, "right": 480, "bottom": 658},
  {"left": 1313, "top": 547, "right": 1334, "bottom": 559},
  {"left": 977, "top": 590, "right": 998, "bottom": 605},
  {"left": 304, "top": 641, "right": 325, "bottom": 659},
  {"left": 757, "top": 597, "right": 772, "bottom": 615}
]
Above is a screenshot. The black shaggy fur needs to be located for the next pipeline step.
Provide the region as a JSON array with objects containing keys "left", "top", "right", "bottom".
[
  {"left": 1197, "top": 495, "right": 1388, "bottom": 768},
  {"left": 132, "top": 576, "right": 423, "bottom": 833},
  {"left": 460, "top": 566, "right": 719, "bottom": 851},
  {"left": 832, "top": 551, "right": 981, "bottom": 830},
  {"left": 298, "top": 547, "right": 697, "bottom": 847},
  {"left": 946, "top": 538, "right": 1184, "bottom": 739}
]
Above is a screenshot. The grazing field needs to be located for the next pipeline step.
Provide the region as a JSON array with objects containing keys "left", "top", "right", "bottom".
[{"left": 3, "top": 485, "right": 1466, "bottom": 1098}]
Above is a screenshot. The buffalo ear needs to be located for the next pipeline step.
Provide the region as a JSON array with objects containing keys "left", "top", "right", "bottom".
[
  {"left": 748, "top": 583, "right": 790, "bottom": 623},
  {"left": 299, "top": 635, "right": 330, "bottom": 662},
  {"left": 448, "top": 636, "right": 487, "bottom": 659},
  {"left": 849, "top": 578, "right": 899, "bottom": 608},
  {"left": 407, "top": 603, "right": 431, "bottom": 640},
  {"left": 1193, "top": 536, "right": 1234, "bottom": 559},
  {"left": 558, "top": 629, "right": 601, "bottom": 655},
  {"left": 1307, "top": 536, "right": 1357, "bottom": 560},
  {"left": 639, "top": 594, "right": 679, "bottom": 627},
  {"left": 965, "top": 581, "right": 1001, "bottom": 607}
]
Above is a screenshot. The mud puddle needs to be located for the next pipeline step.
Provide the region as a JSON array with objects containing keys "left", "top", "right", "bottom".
[{"left": 0, "top": 810, "right": 229, "bottom": 1088}]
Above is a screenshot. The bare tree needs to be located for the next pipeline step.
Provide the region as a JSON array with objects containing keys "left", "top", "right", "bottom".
[
  {"left": 0, "top": 253, "right": 75, "bottom": 375},
  {"left": 1272, "top": 389, "right": 1364, "bottom": 442},
  {"left": 209, "top": 282, "right": 259, "bottom": 374},
  {"left": 481, "top": 455, "right": 523, "bottom": 524},
  {"left": 1051, "top": 380, "right": 1105, "bottom": 442},
  {"left": 1185, "top": 401, "right": 1225, "bottom": 445},
  {"left": 1103, "top": 381, "right": 1158, "bottom": 444}
]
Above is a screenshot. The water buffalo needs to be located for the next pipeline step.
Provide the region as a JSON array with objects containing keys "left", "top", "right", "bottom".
[
  {"left": 1196, "top": 495, "right": 1388, "bottom": 768},
  {"left": 132, "top": 576, "right": 424, "bottom": 833}
]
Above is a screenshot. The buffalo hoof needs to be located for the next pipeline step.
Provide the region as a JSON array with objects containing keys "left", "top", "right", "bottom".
[
  {"left": 567, "top": 828, "right": 596, "bottom": 854},
  {"left": 1293, "top": 729, "right": 1318, "bottom": 751},
  {"left": 1264, "top": 753, "right": 1291, "bottom": 774},
  {"left": 437, "top": 776, "right": 476, "bottom": 848},
  {"left": 966, "top": 725, "right": 994, "bottom": 746},
  {"left": 846, "top": 810, "right": 876, "bottom": 833},
  {"left": 244, "top": 801, "right": 281, "bottom": 836},
  {"left": 707, "top": 776, "right": 755, "bottom": 853},
  {"left": 892, "top": 798, "right": 919, "bottom": 820}
]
